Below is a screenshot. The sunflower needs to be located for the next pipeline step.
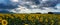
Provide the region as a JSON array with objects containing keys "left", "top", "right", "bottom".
[
  {"left": 45, "top": 18, "right": 48, "bottom": 22},
  {"left": 2, "top": 20, "right": 8, "bottom": 25},
  {"left": 39, "top": 17, "right": 43, "bottom": 22},
  {"left": 50, "top": 20, "right": 54, "bottom": 25},
  {"left": 0, "top": 17, "right": 2, "bottom": 23},
  {"left": 24, "top": 24, "right": 28, "bottom": 25}
]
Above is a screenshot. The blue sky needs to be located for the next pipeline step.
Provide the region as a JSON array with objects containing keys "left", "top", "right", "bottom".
[
  {"left": 0, "top": 0, "right": 7, "bottom": 4},
  {"left": 0, "top": 0, "right": 5, "bottom": 3},
  {"left": 0, "top": 0, "right": 60, "bottom": 13},
  {"left": 56, "top": 3, "right": 60, "bottom": 9}
]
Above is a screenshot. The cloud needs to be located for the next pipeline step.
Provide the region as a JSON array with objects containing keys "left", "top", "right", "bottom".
[
  {"left": 9, "top": 6, "right": 59, "bottom": 14},
  {"left": 10, "top": 0, "right": 19, "bottom": 2},
  {"left": 8, "top": 0, "right": 60, "bottom": 13},
  {"left": 0, "top": 0, "right": 60, "bottom": 13}
]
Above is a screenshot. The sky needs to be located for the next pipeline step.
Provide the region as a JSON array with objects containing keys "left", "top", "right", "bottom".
[{"left": 0, "top": 0, "right": 60, "bottom": 13}]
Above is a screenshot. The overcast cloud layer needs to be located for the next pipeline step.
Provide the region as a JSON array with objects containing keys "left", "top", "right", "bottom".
[{"left": 0, "top": 0, "right": 60, "bottom": 13}]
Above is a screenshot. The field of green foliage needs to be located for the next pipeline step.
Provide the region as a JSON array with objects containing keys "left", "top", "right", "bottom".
[{"left": 0, "top": 14, "right": 60, "bottom": 25}]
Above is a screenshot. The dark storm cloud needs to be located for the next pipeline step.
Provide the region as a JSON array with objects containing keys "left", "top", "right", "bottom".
[
  {"left": 0, "top": 0, "right": 59, "bottom": 9},
  {"left": 0, "top": 0, "right": 60, "bottom": 13},
  {"left": 40, "top": 1, "right": 58, "bottom": 7},
  {"left": 31, "top": 0, "right": 41, "bottom": 5},
  {"left": 0, "top": 3, "right": 18, "bottom": 9}
]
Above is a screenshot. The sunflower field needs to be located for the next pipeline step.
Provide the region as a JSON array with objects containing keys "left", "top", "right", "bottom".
[{"left": 0, "top": 14, "right": 60, "bottom": 25}]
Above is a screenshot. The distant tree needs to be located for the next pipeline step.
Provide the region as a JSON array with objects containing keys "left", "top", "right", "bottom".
[{"left": 48, "top": 12, "right": 53, "bottom": 14}]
